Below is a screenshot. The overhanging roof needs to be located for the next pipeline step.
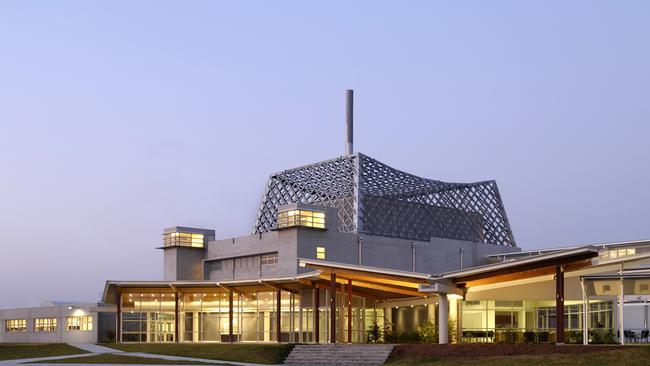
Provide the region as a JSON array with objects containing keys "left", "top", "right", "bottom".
[
  {"left": 101, "top": 272, "right": 320, "bottom": 304},
  {"left": 439, "top": 246, "right": 600, "bottom": 287},
  {"left": 299, "top": 258, "right": 434, "bottom": 299}
]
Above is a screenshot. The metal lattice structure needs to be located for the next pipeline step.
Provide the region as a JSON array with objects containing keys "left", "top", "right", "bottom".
[{"left": 253, "top": 153, "right": 516, "bottom": 246}]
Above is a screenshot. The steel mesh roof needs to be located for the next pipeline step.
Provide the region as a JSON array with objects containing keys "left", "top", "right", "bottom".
[{"left": 253, "top": 153, "right": 516, "bottom": 246}]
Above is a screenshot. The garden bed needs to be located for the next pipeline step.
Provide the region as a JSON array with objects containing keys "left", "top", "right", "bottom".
[{"left": 388, "top": 343, "right": 625, "bottom": 360}]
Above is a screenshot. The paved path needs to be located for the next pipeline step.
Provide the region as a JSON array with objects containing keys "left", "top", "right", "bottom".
[
  {"left": 0, "top": 344, "right": 280, "bottom": 366},
  {"left": 67, "top": 344, "right": 124, "bottom": 354}
]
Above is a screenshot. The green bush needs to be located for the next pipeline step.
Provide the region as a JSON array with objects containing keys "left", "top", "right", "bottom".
[
  {"left": 589, "top": 329, "right": 616, "bottom": 344},
  {"left": 565, "top": 330, "right": 583, "bottom": 344},
  {"left": 366, "top": 321, "right": 382, "bottom": 343},
  {"left": 417, "top": 320, "right": 437, "bottom": 343}
]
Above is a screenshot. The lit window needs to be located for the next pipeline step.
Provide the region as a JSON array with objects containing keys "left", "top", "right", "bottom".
[
  {"left": 607, "top": 248, "right": 636, "bottom": 259},
  {"left": 5, "top": 319, "right": 27, "bottom": 332},
  {"left": 261, "top": 253, "right": 278, "bottom": 265},
  {"left": 67, "top": 316, "right": 93, "bottom": 331},
  {"left": 34, "top": 318, "right": 57, "bottom": 332},
  {"left": 316, "top": 246, "right": 326, "bottom": 260},
  {"left": 277, "top": 209, "right": 326, "bottom": 229},
  {"left": 163, "top": 232, "right": 204, "bottom": 248}
]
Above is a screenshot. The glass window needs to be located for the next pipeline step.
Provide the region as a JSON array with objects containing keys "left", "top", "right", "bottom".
[
  {"left": 5, "top": 319, "right": 27, "bottom": 332},
  {"left": 316, "top": 246, "right": 326, "bottom": 260},
  {"left": 34, "top": 318, "right": 57, "bottom": 332},
  {"left": 67, "top": 316, "right": 93, "bottom": 331},
  {"left": 277, "top": 209, "right": 326, "bottom": 229},
  {"left": 163, "top": 232, "right": 205, "bottom": 248},
  {"left": 261, "top": 253, "right": 278, "bottom": 265}
]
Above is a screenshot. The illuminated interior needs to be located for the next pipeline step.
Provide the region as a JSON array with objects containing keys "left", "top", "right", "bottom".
[
  {"left": 34, "top": 317, "right": 57, "bottom": 332},
  {"left": 67, "top": 316, "right": 93, "bottom": 331},
  {"left": 5, "top": 319, "right": 27, "bottom": 332},
  {"left": 316, "top": 246, "right": 326, "bottom": 260},
  {"left": 163, "top": 232, "right": 205, "bottom": 248},
  {"left": 277, "top": 209, "right": 326, "bottom": 229}
]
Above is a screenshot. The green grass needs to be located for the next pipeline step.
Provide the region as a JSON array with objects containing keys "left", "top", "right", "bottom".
[
  {"left": 0, "top": 344, "right": 88, "bottom": 361},
  {"left": 103, "top": 343, "right": 294, "bottom": 364},
  {"left": 30, "top": 353, "right": 218, "bottom": 365},
  {"left": 385, "top": 346, "right": 650, "bottom": 366}
]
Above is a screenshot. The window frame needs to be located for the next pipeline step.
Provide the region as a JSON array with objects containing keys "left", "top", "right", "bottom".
[
  {"left": 66, "top": 316, "right": 93, "bottom": 331},
  {"left": 34, "top": 317, "right": 57, "bottom": 332}
]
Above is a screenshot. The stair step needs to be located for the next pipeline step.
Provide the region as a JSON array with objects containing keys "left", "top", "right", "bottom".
[{"left": 284, "top": 344, "right": 395, "bottom": 366}]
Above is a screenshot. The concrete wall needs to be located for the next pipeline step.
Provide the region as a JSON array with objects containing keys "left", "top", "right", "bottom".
[
  {"left": 164, "top": 247, "right": 205, "bottom": 281},
  {"left": 206, "top": 230, "right": 300, "bottom": 281},
  {"left": 202, "top": 206, "right": 519, "bottom": 281},
  {"left": 0, "top": 305, "right": 98, "bottom": 343}
]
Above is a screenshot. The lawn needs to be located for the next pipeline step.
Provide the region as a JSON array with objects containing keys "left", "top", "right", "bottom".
[
  {"left": 0, "top": 344, "right": 88, "bottom": 361},
  {"left": 30, "top": 353, "right": 218, "bottom": 365},
  {"left": 103, "top": 343, "right": 294, "bottom": 364},
  {"left": 386, "top": 344, "right": 650, "bottom": 366}
]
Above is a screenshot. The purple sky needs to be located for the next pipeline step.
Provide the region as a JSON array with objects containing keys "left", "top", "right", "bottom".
[{"left": 1, "top": 1, "right": 649, "bottom": 308}]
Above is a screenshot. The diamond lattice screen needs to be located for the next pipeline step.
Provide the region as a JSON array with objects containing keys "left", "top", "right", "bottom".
[{"left": 253, "top": 153, "right": 516, "bottom": 246}]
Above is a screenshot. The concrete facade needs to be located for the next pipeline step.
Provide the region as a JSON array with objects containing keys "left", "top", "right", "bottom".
[{"left": 0, "top": 303, "right": 99, "bottom": 343}]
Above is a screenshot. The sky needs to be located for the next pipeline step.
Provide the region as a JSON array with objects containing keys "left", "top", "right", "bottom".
[{"left": 0, "top": 1, "right": 649, "bottom": 308}]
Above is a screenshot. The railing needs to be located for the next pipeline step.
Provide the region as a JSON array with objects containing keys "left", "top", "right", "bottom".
[
  {"left": 461, "top": 328, "right": 586, "bottom": 344},
  {"left": 618, "top": 329, "right": 650, "bottom": 343}
]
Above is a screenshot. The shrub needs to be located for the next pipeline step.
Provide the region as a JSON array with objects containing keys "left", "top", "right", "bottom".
[
  {"left": 417, "top": 320, "right": 437, "bottom": 343},
  {"left": 589, "top": 329, "right": 616, "bottom": 344},
  {"left": 366, "top": 321, "right": 382, "bottom": 343}
]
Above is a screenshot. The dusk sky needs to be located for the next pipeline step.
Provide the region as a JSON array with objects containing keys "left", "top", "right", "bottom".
[{"left": 1, "top": 1, "right": 649, "bottom": 308}]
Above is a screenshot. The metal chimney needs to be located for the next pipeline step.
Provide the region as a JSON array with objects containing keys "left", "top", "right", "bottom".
[{"left": 345, "top": 89, "right": 353, "bottom": 155}]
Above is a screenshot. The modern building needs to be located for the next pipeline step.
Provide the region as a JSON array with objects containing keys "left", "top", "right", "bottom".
[
  {"left": 3, "top": 91, "right": 650, "bottom": 345},
  {"left": 0, "top": 301, "right": 110, "bottom": 344}
]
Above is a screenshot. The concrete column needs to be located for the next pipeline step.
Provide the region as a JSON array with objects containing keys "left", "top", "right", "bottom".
[
  {"left": 438, "top": 293, "right": 449, "bottom": 344},
  {"left": 581, "top": 279, "right": 589, "bottom": 345}
]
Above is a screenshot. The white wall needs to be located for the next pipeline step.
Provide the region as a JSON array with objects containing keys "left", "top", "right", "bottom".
[{"left": 0, "top": 304, "right": 98, "bottom": 343}]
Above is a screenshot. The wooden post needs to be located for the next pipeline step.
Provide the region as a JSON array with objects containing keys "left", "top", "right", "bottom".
[
  {"left": 347, "top": 278, "right": 352, "bottom": 343},
  {"left": 116, "top": 291, "right": 122, "bottom": 343},
  {"left": 276, "top": 290, "right": 282, "bottom": 342},
  {"left": 330, "top": 272, "right": 337, "bottom": 343},
  {"left": 228, "top": 290, "right": 234, "bottom": 342},
  {"left": 174, "top": 291, "right": 179, "bottom": 342},
  {"left": 556, "top": 265, "right": 565, "bottom": 344},
  {"left": 314, "top": 288, "right": 320, "bottom": 343}
]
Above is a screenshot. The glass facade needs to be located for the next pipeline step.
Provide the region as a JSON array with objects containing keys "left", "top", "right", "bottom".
[
  {"left": 119, "top": 288, "right": 369, "bottom": 343},
  {"left": 163, "top": 232, "right": 205, "bottom": 248},
  {"left": 121, "top": 292, "right": 175, "bottom": 342},
  {"left": 277, "top": 210, "right": 326, "bottom": 229},
  {"left": 461, "top": 300, "right": 613, "bottom": 343}
]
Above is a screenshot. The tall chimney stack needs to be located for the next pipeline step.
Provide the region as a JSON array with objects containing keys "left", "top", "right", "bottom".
[{"left": 345, "top": 89, "right": 354, "bottom": 155}]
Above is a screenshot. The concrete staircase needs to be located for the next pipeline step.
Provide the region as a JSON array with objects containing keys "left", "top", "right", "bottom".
[{"left": 284, "top": 344, "right": 395, "bottom": 366}]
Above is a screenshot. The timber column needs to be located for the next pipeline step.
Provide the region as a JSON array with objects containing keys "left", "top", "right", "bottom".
[
  {"left": 314, "top": 288, "right": 320, "bottom": 343},
  {"left": 556, "top": 265, "right": 565, "bottom": 344},
  {"left": 228, "top": 290, "right": 234, "bottom": 342},
  {"left": 330, "top": 272, "right": 337, "bottom": 343},
  {"left": 116, "top": 290, "right": 122, "bottom": 343},
  {"left": 276, "top": 290, "right": 282, "bottom": 342},
  {"left": 347, "top": 278, "right": 352, "bottom": 343}
]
